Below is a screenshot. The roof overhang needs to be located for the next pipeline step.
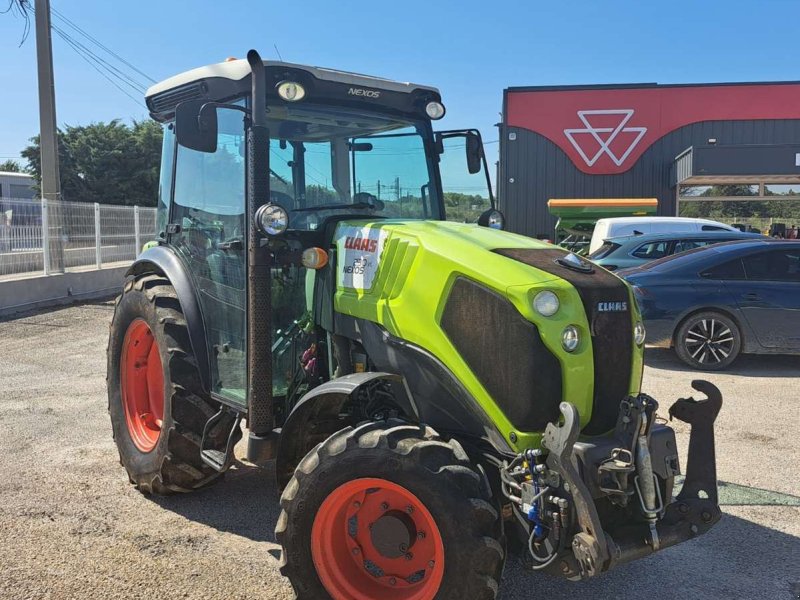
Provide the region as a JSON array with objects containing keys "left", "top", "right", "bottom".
[
  {"left": 145, "top": 58, "right": 441, "bottom": 123},
  {"left": 674, "top": 144, "right": 800, "bottom": 186}
]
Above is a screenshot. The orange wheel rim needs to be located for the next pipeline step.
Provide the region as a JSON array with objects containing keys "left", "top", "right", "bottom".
[
  {"left": 311, "top": 478, "right": 445, "bottom": 600},
  {"left": 120, "top": 319, "right": 164, "bottom": 453}
]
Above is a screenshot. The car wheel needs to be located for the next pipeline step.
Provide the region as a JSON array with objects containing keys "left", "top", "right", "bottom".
[{"left": 674, "top": 311, "right": 741, "bottom": 370}]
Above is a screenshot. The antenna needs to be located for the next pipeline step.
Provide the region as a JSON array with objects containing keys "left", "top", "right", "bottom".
[{"left": 273, "top": 44, "right": 284, "bottom": 62}]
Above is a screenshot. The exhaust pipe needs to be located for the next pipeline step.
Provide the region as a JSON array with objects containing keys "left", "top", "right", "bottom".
[{"left": 245, "top": 49, "right": 278, "bottom": 463}]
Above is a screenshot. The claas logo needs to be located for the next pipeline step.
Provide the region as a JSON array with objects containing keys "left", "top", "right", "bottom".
[{"left": 344, "top": 236, "right": 378, "bottom": 253}]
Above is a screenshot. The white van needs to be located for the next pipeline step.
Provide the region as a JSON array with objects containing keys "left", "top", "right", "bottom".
[{"left": 589, "top": 217, "right": 738, "bottom": 254}]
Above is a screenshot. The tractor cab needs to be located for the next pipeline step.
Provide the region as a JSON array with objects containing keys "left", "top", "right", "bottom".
[{"left": 145, "top": 52, "right": 499, "bottom": 420}]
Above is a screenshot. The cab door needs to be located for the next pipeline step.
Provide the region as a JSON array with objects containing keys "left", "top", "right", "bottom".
[{"left": 170, "top": 107, "right": 248, "bottom": 406}]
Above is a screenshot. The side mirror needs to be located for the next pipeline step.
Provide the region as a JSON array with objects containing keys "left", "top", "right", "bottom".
[
  {"left": 478, "top": 208, "right": 505, "bottom": 230},
  {"left": 466, "top": 132, "right": 483, "bottom": 175},
  {"left": 175, "top": 99, "right": 218, "bottom": 153}
]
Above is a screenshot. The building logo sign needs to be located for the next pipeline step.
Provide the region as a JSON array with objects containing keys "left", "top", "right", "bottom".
[{"left": 563, "top": 109, "right": 648, "bottom": 168}]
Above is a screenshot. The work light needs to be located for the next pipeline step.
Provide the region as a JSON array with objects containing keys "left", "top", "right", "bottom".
[
  {"left": 276, "top": 81, "right": 306, "bottom": 102},
  {"left": 255, "top": 203, "right": 289, "bottom": 236},
  {"left": 425, "top": 101, "right": 446, "bottom": 120}
]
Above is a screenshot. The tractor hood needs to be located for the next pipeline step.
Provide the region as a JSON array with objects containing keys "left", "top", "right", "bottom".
[{"left": 329, "top": 219, "right": 644, "bottom": 449}]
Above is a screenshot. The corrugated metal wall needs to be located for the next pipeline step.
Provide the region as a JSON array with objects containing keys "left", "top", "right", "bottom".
[{"left": 498, "top": 119, "right": 800, "bottom": 237}]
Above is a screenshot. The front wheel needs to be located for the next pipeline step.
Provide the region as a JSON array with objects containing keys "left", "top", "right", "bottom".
[
  {"left": 674, "top": 311, "right": 741, "bottom": 371},
  {"left": 276, "top": 420, "right": 505, "bottom": 600}
]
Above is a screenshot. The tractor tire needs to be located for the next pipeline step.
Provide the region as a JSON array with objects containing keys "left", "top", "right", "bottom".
[
  {"left": 107, "top": 272, "right": 240, "bottom": 494},
  {"left": 674, "top": 310, "right": 742, "bottom": 371},
  {"left": 276, "top": 420, "right": 505, "bottom": 600}
]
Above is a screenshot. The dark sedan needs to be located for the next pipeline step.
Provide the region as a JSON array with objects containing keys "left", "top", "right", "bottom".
[{"left": 619, "top": 239, "right": 800, "bottom": 370}]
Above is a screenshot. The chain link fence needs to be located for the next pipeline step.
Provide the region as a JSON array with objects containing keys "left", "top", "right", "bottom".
[{"left": 0, "top": 198, "right": 157, "bottom": 278}]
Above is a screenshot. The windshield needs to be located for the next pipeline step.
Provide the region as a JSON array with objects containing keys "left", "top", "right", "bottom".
[{"left": 265, "top": 103, "right": 440, "bottom": 229}]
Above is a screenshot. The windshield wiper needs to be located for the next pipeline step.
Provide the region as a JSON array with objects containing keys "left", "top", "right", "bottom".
[{"left": 291, "top": 201, "right": 378, "bottom": 212}]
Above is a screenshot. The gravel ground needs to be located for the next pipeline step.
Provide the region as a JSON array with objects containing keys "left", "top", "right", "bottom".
[{"left": 0, "top": 301, "right": 798, "bottom": 600}]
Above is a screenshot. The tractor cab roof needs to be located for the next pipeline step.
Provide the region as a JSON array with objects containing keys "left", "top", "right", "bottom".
[{"left": 145, "top": 58, "right": 442, "bottom": 123}]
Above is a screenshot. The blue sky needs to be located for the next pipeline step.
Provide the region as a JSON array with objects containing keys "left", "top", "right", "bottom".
[{"left": 1, "top": 0, "right": 799, "bottom": 173}]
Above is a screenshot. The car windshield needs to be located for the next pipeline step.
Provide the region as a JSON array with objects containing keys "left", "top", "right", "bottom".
[{"left": 264, "top": 103, "right": 440, "bottom": 229}]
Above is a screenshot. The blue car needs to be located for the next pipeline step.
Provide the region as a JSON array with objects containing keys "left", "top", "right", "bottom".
[
  {"left": 588, "top": 230, "right": 763, "bottom": 271},
  {"left": 619, "top": 239, "right": 800, "bottom": 370}
]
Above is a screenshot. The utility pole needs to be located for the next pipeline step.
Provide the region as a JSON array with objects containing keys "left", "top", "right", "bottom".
[{"left": 34, "top": 0, "right": 64, "bottom": 272}]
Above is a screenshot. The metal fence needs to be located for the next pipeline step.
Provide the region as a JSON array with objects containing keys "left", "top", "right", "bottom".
[{"left": 0, "top": 198, "right": 157, "bottom": 278}]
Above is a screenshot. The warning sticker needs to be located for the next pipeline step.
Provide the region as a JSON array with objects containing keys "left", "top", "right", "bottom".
[{"left": 336, "top": 225, "right": 389, "bottom": 291}]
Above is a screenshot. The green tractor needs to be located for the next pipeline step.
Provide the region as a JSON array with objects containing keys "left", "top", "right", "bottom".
[{"left": 107, "top": 50, "right": 723, "bottom": 599}]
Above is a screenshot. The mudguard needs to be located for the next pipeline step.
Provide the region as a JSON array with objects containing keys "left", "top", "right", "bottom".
[
  {"left": 126, "top": 245, "right": 211, "bottom": 393},
  {"left": 274, "top": 372, "right": 419, "bottom": 489}
]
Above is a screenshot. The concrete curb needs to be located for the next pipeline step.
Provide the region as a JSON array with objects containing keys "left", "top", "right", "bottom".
[{"left": 0, "top": 266, "right": 128, "bottom": 318}]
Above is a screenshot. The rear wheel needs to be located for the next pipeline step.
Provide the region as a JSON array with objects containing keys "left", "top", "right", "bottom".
[
  {"left": 107, "top": 272, "right": 240, "bottom": 494},
  {"left": 276, "top": 420, "right": 505, "bottom": 600},
  {"left": 674, "top": 311, "right": 741, "bottom": 371}
]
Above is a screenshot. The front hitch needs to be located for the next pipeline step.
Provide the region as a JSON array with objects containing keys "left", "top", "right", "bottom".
[{"left": 533, "top": 380, "right": 723, "bottom": 579}]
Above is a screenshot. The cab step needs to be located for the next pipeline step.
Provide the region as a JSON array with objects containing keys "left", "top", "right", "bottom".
[{"left": 200, "top": 407, "right": 242, "bottom": 472}]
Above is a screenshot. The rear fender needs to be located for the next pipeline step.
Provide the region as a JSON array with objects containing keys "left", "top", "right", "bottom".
[
  {"left": 126, "top": 245, "right": 211, "bottom": 393},
  {"left": 275, "top": 372, "right": 419, "bottom": 489}
]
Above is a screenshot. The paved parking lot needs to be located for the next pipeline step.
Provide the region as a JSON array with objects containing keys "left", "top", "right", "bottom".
[{"left": 0, "top": 301, "right": 798, "bottom": 600}]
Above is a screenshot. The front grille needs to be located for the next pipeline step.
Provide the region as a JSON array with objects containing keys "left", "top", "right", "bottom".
[
  {"left": 440, "top": 277, "right": 562, "bottom": 431},
  {"left": 494, "top": 248, "right": 633, "bottom": 435}
]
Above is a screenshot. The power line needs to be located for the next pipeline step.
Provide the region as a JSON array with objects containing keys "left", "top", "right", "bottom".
[
  {"left": 6, "top": 0, "right": 32, "bottom": 45},
  {"left": 50, "top": 23, "right": 146, "bottom": 108},
  {"left": 24, "top": 2, "right": 151, "bottom": 110},
  {"left": 50, "top": 20, "right": 146, "bottom": 94},
  {"left": 50, "top": 4, "right": 156, "bottom": 84}
]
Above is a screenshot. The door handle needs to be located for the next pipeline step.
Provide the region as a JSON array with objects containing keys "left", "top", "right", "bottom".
[{"left": 742, "top": 292, "right": 760, "bottom": 301}]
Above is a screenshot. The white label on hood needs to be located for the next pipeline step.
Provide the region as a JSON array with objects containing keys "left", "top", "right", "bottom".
[{"left": 336, "top": 226, "right": 389, "bottom": 291}]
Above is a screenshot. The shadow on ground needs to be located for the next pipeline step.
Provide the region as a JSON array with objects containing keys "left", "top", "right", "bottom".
[
  {"left": 644, "top": 347, "right": 800, "bottom": 378},
  {"left": 498, "top": 512, "right": 799, "bottom": 599},
  {"left": 152, "top": 455, "right": 799, "bottom": 600},
  {"left": 152, "top": 459, "right": 280, "bottom": 544}
]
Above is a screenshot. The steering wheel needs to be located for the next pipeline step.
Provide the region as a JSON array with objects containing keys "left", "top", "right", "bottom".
[{"left": 353, "top": 191, "right": 385, "bottom": 211}]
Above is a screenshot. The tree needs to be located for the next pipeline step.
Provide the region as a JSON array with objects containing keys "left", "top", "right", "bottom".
[
  {"left": 0, "top": 159, "right": 22, "bottom": 172},
  {"left": 21, "top": 119, "right": 163, "bottom": 206}
]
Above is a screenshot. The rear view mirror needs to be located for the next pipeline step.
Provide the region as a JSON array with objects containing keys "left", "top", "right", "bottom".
[
  {"left": 350, "top": 142, "right": 373, "bottom": 152},
  {"left": 466, "top": 132, "right": 482, "bottom": 175},
  {"left": 175, "top": 99, "right": 218, "bottom": 153}
]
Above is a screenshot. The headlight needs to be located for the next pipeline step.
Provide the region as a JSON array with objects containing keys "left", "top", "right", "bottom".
[
  {"left": 533, "top": 291, "right": 559, "bottom": 317},
  {"left": 561, "top": 325, "right": 580, "bottom": 352},
  {"left": 634, "top": 321, "right": 646, "bottom": 346},
  {"left": 255, "top": 203, "right": 289, "bottom": 236},
  {"left": 276, "top": 81, "right": 306, "bottom": 102},
  {"left": 425, "top": 101, "right": 446, "bottom": 120}
]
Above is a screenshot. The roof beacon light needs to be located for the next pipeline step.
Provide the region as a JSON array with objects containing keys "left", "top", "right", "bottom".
[
  {"left": 277, "top": 81, "right": 306, "bottom": 102},
  {"left": 425, "top": 101, "right": 446, "bottom": 120}
]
